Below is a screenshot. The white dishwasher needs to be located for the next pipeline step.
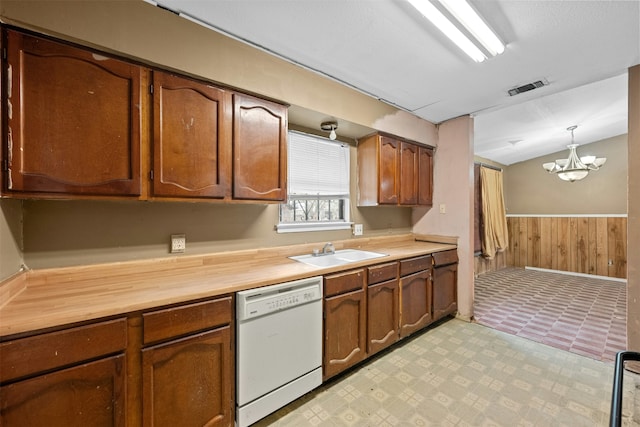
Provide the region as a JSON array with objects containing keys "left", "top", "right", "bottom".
[{"left": 236, "top": 276, "right": 323, "bottom": 427}]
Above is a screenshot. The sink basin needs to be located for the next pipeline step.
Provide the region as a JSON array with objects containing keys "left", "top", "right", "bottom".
[{"left": 289, "top": 249, "right": 387, "bottom": 268}]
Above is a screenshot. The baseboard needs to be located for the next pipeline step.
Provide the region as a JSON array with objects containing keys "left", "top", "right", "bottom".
[{"left": 525, "top": 266, "right": 627, "bottom": 283}]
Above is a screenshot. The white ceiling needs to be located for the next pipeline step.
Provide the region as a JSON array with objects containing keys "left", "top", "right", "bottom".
[{"left": 149, "top": 0, "right": 640, "bottom": 165}]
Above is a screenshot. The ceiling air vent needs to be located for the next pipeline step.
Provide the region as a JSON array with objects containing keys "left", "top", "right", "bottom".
[{"left": 508, "top": 80, "right": 547, "bottom": 96}]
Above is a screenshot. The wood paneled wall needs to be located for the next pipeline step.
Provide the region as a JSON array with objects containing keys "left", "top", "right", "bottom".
[
  {"left": 474, "top": 251, "right": 507, "bottom": 276},
  {"left": 506, "top": 216, "right": 627, "bottom": 279}
]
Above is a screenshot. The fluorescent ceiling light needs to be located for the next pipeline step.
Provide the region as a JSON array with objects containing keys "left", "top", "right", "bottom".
[
  {"left": 438, "top": 0, "right": 504, "bottom": 56},
  {"left": 406, "top": 0, "right": 504, "bottom": 62},
  {"left": 407, "top": 0, "right": 486, "bottom": 62}
]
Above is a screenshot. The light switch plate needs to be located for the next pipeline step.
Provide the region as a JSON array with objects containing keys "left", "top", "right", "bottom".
[
  {"left": 439, "top": 204, "right": 446, "bottom": 214},
  {"left": 353, "top": 224, "right": 363, "bottom": 236},
  {"left": 171, "top": 234, "right": 186, "bottom": 253}
]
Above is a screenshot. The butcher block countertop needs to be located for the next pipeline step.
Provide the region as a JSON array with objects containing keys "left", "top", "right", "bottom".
[{"left": 0, "top": 234, "right": 456, "bottom": 339}]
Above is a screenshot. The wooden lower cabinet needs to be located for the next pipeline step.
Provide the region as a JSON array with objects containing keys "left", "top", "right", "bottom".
[
  {"left": 0, "top": 355, "right": 125, "bottom": 427},
  {"left": 323, "top": 269, "right": 367, "bottom": 380},
  {"left": 367, "top": 278, "right": 399, "bottom": 355},
  {"left": 433, "top": 263, "right": 458, "bottom": 321},
  {"left": 432, "top": 250, "right": 459, "bottom": 321},
  {"left": 399, "top": 269, "right": 433, "bottom": 339},
  {"left": 0, "top": 296, "right": 235, "bottom": 427},
  {"left": 142, "top": 327, "right": 232, "bottom": 427},
  {"left": 0, "top": 318, "right": 128, "bottom": 426},
  {"left": 141, "top": 296, "right": 234, "bottom": 427},
  {"left": 366, "top": 262, "right": 399, "bottom": 356}
]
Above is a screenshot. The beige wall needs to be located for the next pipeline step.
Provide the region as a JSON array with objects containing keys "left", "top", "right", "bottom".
[
  {"left": 0, "top": 0, "right": 436, "bottom": 145},
  {"left": 413, "top": 116, "right": 475, "bottom": 321},
  {"left": 0, "top": 1, "right": 428, "bottom": 272},
  {"left": 20, "top": 143, "right": 412, "bottom": 269},
  {"left": 0, "top": 199, "right": 23, "bottom": 279},
  {"left": 628, "top": 65, "right": 640, "bottom": 353},
  {"left": 504, "top": 134, "right": 628, "bottom": 215}
]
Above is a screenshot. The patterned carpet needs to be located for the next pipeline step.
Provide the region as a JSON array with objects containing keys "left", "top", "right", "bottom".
[
  {"left": 255, "top": 319, "right": 639, "bottom": 426},
  {"left": 474, "top": 267, "right": 627, "bottom": 362}
]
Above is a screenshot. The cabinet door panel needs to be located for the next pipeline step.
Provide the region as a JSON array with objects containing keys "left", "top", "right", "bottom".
[
  {"left": 399, "top": 270, "right": 433, "bottom": 338},
  {"left": 142, "top": 326, "right": 232, "bottom": 427},
  {"left": 418, "top": 147, "right": 433, "bottom": 206},
  {"left": 323, "top": 289, "right": 367, "bottom": 380},
  {"left": 399, "top": 142, "right": 419, "bottom": 205},
  {"left": 367, "top": 279, "right": 399, "bottom": 355},
  {"left": 0, "top": 355, "right": 125, "bottom": 427},
  {"left": 233, "top": 94, "right": 287, "bottom": 201},
  {"left": 378, "top": 136, "right": 400, "bottom": 205},
  {"left": 433, "top": 263, "right": 458, "bottom": 320},
  {"left": 5, "top": 29, "right": 141, "bottom": 196},
  {"left": 152, "top": 72, "right": 231, "bottom": 198}
]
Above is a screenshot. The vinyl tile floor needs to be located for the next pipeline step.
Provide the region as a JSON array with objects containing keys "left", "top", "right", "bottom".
[
  {"left": 255, "top": 319, "right": 640, "bottom": 426},
  {"left": 474, "top": 267, "right": 627, "bottom": 362}
]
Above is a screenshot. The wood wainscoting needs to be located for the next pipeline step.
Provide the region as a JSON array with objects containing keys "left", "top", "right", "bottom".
[
  {"left": 505, "top": 216, "right": 627, "bottom": 279},
  {"left": 475, "top": 251, "right": 507, "bottom": 276}
]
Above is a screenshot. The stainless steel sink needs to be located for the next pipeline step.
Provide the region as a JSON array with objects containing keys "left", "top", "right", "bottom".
[{"left": 289, "top": 249, "right": 387, "bottom": 267}]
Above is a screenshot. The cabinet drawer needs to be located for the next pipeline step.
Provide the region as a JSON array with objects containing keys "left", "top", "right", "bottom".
[
  {"left": 324, "top": 269, "right": 365, "bottom": 298},
  {"left": 368, "top": 262, "right": 398, "bottom": 285},
  {"left": 0, "top": 318, "right": 127, "bottom": 383},
  {"left": 143, "top": 296, "right": 232, "bottom": 345},
  {"left": 400, "top": 255, "right": 432, "bottom": 276},
  {"left": 433, "top": 250, "right": 458, "bottom": 267}
]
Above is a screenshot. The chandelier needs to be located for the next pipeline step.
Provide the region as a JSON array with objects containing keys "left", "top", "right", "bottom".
[{"left": 542, "top": 126, "right": 606, "bottom": 182}]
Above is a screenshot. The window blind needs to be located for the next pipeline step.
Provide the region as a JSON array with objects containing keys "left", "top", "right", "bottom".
[{"left": 288, "top": 131, "right": 349, "bottom": 196}]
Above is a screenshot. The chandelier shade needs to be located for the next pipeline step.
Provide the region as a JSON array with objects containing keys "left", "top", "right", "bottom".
[{"left": 542, "top": 126, "right": 606, "bottom": 182}]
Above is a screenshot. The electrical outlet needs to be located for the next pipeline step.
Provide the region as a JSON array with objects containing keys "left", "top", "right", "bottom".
[
  {"left": 353, "top": 224, "right": 363, "bottom": 236},
  {"left": 171, "top": 234, "right": 186, "bottom": 253}
]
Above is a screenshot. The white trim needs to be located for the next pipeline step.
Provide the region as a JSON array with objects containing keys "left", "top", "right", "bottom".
[
  {"left": 506, "top": 214, "right": 627, "bottom": 218},
  {"left": 525, "top": 266, "right": 627, "bottom": 283},
  {"left": 276, "top": 222, "right": 353, "bottom": 234}
]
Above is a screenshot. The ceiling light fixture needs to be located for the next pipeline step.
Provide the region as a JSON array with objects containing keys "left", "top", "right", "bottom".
[
  {"left": 542, "top": 126, "right": 607, "bottom": 182},
  {"left": 406, "top": 0, "right": 504, "bottom": 63},
  {"left": 320, "top": 121, "right": 338, "bottom": 140},
  {"left": 437, "top": 0, "right": 504, "bottom": 57}
]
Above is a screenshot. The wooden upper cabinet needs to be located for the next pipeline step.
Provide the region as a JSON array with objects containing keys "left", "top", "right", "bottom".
[
  {"left": 3, "top": 29, "right": 142, "bottom": 197},
  {"left": 399, "top": 142, "right": 419, "bottom": 205},
  {"left": 152, "top": 72, "right": 232, "bottom": 199},
  {"left": 357, "top": 133, "right": 433, "bottom": 207},
  {"left": 418, "top": 146, "right": 434, "bottom": 206},
  {"left": 232, "top": 93, "right": 287, "bottom": 201},
  {"left": 378, "top": 136, "right": 400, "bottom": 205}
]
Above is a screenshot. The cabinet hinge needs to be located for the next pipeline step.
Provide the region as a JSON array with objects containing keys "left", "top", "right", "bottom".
[
  {"left": 150, "top": 170, "right": 154, "bottom": 180},
  {"left": 149, "top": 84, "right": 154, "bottom": 95}
]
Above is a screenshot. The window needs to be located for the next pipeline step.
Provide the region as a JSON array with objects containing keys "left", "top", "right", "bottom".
[{"left": 278, "top": 130, "right": 350, "bottom": 233}]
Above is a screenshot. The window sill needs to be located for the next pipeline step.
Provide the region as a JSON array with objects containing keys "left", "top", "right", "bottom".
[{"left": 276, "top": 222, "right": 353, "bottom": 234}]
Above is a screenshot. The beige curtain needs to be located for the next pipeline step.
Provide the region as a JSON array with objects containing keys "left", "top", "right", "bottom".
[{"left": 480, "top": 167, "right": 509, "bottom": 258}]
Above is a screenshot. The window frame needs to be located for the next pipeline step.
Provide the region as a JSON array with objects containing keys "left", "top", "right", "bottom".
[{"left": 277, "top": 130, "right": 351, "bottom": 234}]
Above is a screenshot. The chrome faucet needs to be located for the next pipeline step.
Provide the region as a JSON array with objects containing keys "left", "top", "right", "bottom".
[
  {"left": 312, "top": 242, "right": 335, "bottom": 256},
  {"left": 322, "top": 242, "right": 335, "bottom": 255}
]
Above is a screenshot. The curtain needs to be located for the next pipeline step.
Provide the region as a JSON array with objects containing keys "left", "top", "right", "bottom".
[{"left": 480, "top": 166, "right": 509, "bottom": 258}]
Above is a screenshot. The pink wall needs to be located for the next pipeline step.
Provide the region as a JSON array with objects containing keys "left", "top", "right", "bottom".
[
  {"left": 628, "top": 65, "right": 640, "bottom": 354},
  {"left": 413, "top": 116, "right": 475, "bottom": 320}
]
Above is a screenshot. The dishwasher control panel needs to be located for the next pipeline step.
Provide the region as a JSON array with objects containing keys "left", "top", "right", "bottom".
[{"left": 237, "top": 276, "right": 323, "bottom": 321}]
